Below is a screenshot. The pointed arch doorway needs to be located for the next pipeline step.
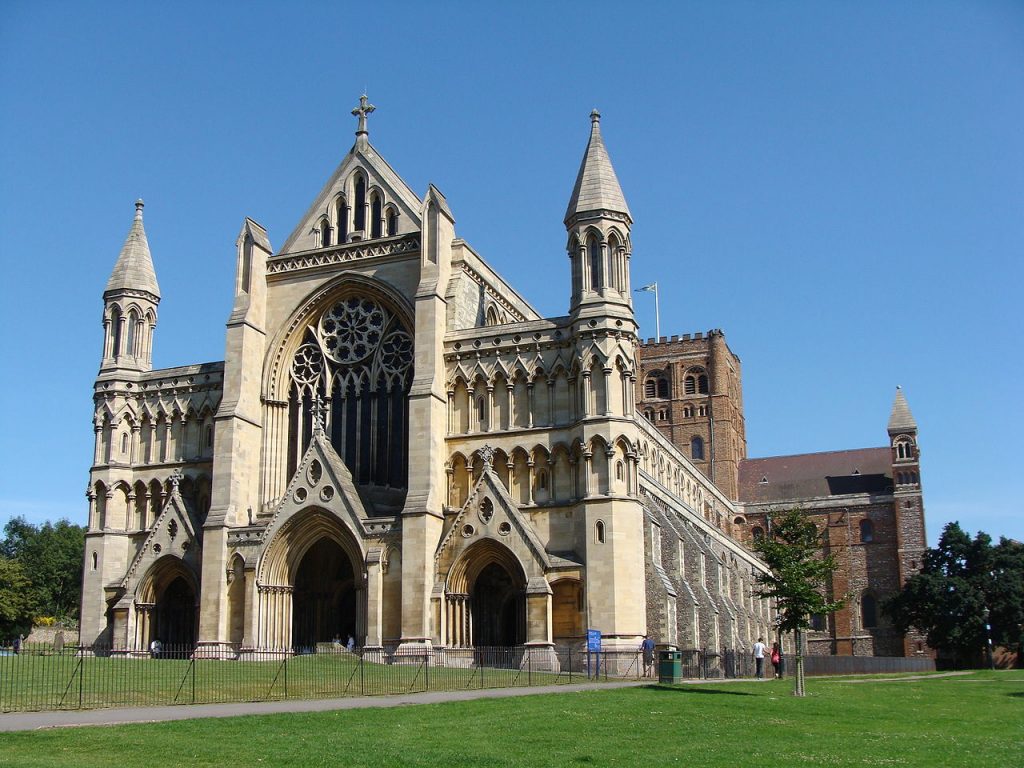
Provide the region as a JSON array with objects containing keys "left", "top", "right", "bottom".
[
  {"left": 446, "top": 540, "right": 528, "bottom": 649},
  {"left": 471, "top": 561, "right": 526, "bottom": 647},
  {"left": 291, "top": 537, "right": 358, "bottom": 651}
]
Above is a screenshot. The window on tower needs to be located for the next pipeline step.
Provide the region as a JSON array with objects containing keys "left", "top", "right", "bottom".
[
  {"left": 386, "top": 207, "right": 398, "bottom": 236},
  {"left": 587, "top": 234, "right": 602, "bottom": 290},
  {"left": 690, "top": 436, "right": 705, "bottom": 461},
  {"left": 859, "top": 519, "right": 874, "bottom": 543},
  {"left": 371, "top": 193, "right": 383, "bottom": 238}
]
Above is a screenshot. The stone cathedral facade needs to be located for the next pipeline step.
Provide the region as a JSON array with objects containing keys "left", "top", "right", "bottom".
[{"left": 81, "top": 99, "right": 923, "bottom": 661}]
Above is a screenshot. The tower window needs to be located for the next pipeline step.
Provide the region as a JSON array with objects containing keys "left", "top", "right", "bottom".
[
  {"left": 697, "top": 405, "right": 707, "bottom": 417},
  {"left": 697, "top": 374, "right": 709, "bottom": 394},
  {"left": 595, "top": 520, "right": 606, "bottom": 543},
  {"left": 683, "top": 405, "right": 693, "bottom": 418},
  {"left": 587, "top": 235, "right": 602, "bottom": 290},
  {"left": 658, "top": 409, "right": 667, "bottom": 421},
  {"left": 684, "top": 375, "right": 695, "bottom": 394},
  {"left": 320, "top": 219, "right": 332, "bottom": 247},
  {"left": 120, "top": 433, "right": 129, "bottom": 455},
  {"left": 205, "top": 425, "right": 213, "bottom": 449},
  {"left": 644, "top": 380, "right": 655, "bottom": 398},
  {"left": 690, "top": 436, "right": 705, "bottom": 461},
  {"left": 859, "top": 519, "right": 874, "bottom": 543},
  {"left": 538, "top": 470, "right": 548, "bottom": 490},
  {"left": 751, "top": 526, "right": 764, "bottom": 541},
  {"left": 386, "top": 208, "right": 398, "bottom": 236}
]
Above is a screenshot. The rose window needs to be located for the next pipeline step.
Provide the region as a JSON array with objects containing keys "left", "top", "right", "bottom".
[{"left": 319, "top": 297, "right": 385, "bottom": 364}]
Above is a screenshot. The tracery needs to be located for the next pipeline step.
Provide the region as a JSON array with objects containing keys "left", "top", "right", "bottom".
[{"left": 286, "top": 294, "right": 413, "bottom": 497}]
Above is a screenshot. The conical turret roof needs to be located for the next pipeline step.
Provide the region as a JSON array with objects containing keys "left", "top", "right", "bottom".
[
  {"left": 105, "top": 200, "right": 160, "bottom": 299},
  {"left": 564, "top": 110, "right": 631, "bottom": 227},
  {"left": 887, "top": 386, "right": 917, "bottom": 432}
]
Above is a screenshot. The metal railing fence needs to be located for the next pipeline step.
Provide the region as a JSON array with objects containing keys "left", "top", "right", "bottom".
[{"left": 0, "top": 641, "right": 756, "bottom": 713}]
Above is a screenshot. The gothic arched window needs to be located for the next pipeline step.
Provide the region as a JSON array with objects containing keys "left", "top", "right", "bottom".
[
  {"left": 587, "top": 235, "right": 602, "bottom": 290},
  {"left": 320, "top": 218, "right": 332, "bottom": 247},
  {"left": 286, "top": 293, "right": 413, "bottom": 498},
  {"left": 386, "top": 207, "right": 398, "bottom": 236},
  {"left": 698, "top": 374, "right": 709, "bottom": 394},
  {"left": 353, "top": 175, "right": 366, "bottom": 232},
  {"left": 370, "top": 193, "right": 383, "bottom": 238},
  {"left": 335, "top": 196, "right": 349, "bottom": 243}
]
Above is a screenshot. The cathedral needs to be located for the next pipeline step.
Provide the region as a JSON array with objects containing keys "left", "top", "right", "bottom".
[{"left": 80, "top": 98, "right": 926, "bottom": 662}]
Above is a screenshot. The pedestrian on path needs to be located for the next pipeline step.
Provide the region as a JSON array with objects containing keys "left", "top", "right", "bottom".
[{"left": 753, "top": 637, "right": 766, "bottom": 679}]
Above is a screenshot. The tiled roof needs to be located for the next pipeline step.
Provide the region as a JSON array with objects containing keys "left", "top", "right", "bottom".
[{"left": 738, "top": 447, "right": 893, "bottom": 504}]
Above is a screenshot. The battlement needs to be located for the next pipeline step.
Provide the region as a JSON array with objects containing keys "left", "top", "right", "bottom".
[{"left": 641, "top": 329, "right": 723, "bottom": 346}]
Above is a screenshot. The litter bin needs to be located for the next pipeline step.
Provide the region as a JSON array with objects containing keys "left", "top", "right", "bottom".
[{"left": 658, "top": 649, "right": 682, "bottom": 684}]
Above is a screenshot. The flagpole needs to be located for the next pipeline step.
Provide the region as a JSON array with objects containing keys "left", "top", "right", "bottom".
[{"left": 654, "top": 282, "right": 660, "bottom": 340}]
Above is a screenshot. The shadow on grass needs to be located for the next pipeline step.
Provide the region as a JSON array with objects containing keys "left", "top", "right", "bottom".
[
  {"left": 1007, "top": 691, "right": 1024, "bottom": 698},
  {"left": 641, "top": 684, "right": 756, "bottom": 696}
]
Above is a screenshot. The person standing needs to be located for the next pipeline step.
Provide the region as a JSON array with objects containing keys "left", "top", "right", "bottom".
[
  {"left": 771, "top": 641, "right": 782, "bottom": 678},
  {"left": 753, "top": 637, "right": 767, "bottom": 679},
  {"left": 640, "top": 635, "right": 656, "bottom": 678}
]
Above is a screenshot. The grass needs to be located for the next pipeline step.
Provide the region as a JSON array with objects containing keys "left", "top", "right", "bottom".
[
  {"left": 1, "top": 671, "right": 1021, "bottom": 767},
  {"left": 0, "top": 650, "right": 583, "bottom": 712}
]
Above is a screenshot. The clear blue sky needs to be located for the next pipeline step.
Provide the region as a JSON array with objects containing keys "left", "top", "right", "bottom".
[{"left": 1, "top": 1, "right": 1021, "bottom": 545}]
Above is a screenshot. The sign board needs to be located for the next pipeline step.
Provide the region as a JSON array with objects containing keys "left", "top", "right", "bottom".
[{"left": 587, "top": 629, "right": 602, "bottom": 652}]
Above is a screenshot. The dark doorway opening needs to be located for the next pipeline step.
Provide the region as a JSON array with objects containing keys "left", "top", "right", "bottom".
[
  {"left": 154, "top": 576, "right": 197, "bottom": 654},
  {"left": 292, "top": 538, "right": 356, "bottom": 652},
  {"left": 471, "top": 561, "right": 526, "bottom": 647}
]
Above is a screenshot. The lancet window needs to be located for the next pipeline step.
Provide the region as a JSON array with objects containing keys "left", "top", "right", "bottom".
[{"left": 286, "top": 294, "right": 413, "bottom": 491}]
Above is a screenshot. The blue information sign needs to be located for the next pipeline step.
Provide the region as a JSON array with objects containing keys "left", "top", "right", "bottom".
[{"left": 587, "top": 629, "right": 602, "bottom": 652}]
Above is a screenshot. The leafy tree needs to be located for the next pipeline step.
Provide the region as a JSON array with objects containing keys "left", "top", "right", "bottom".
[
  {"left": 0, "top": 557, "right": 33, "bottom": 640},
  {"left": 885, "top": 521, "right": 1024, "bottom": 668},
  {"left": 0, "top": 517, "right": 86, "bottom": 623},
  {"left": 753, "top": 508, "right": 844, "bottom": 696}
]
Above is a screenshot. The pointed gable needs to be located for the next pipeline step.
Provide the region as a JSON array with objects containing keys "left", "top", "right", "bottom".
[
  {"left": 260, "top": 429, "right": 373, "bottom": 544},
  {"left": 435, "top": 455, "right": 551, "bottom": 587},
  {"left": 106, "top": 199, "right": 160, "bottom": 299},
  {"left": 278, "top": 139, "right": 424, "bottom": 254},
  {"left": 120, "top": 476, "right": 200, "bottom": 594}
]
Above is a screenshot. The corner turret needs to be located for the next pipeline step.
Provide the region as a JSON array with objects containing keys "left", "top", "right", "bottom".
[
  {"left": 565, "top": 110, "right": 634, "bottom": 318},
  {"left": 100, "top": 200, "right": 160, "bottom": 372}
]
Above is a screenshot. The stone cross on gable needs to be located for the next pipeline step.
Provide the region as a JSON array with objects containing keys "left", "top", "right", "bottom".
[
  {"left": 478, "top": 445, "right": 495, "bottom": 470},
  {"left": 311, "top": 394, "right": 327, "bottom": 436},
  {"left": 169, "top": 468, "right": 183, "bottom": 491},
  {"left": 352, "top": 94, "right": 376, "bottom": 137}
]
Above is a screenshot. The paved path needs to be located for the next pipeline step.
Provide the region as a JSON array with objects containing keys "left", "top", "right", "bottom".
[{"left": 0, "top": 681, "right": 648, "bottom": 732}]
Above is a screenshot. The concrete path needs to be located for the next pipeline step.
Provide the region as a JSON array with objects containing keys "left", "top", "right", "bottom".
[{"left": 0, "top": 680, "right": 648, "bottom": 732}]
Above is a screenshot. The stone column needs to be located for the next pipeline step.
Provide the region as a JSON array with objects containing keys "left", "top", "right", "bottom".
[
  {"left": 364, "top": 548, "right": 384, "bottom": 649},
  {"left": 526, "top": 382, "right": 535, "bottom": 428}
]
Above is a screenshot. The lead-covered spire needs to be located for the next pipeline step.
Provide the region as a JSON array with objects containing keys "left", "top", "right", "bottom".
[
  {"left": 105, "top": 199, "right": 160, "bottom": 299},
  {"left": 564, "top": 110, "right": 632, "bottom": 228}
]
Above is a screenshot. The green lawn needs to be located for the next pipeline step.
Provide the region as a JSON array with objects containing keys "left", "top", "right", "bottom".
[{"left": 1, "top": 671, "right": 1021, "bottom": 767}]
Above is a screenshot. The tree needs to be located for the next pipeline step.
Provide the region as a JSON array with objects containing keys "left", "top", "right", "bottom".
[
  {"left": 752, "top": 508, "right": 844, "bottom": 696},
  {"left": 0, "top": 557, "right": 33, "bottom": 640},
  {"left": 885, "top": 521, "right": 1024, "bottom": 668},
  {"left": 0, "top": 517, "right": 86, "bottom": 623}
]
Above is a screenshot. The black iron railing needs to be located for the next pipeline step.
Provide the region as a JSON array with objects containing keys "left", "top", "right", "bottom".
[{"left": 0, "top": 640, "right": 756, "bottom": 713}]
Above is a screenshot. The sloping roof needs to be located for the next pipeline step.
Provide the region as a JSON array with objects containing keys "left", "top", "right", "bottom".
[
  {"left": 105, "top": 200, "right": 160, "bottom": 298},
  {"left": 738, "top": 447, "right": 893, "bottom": 504},
  {"left": 564, "top": 110, "right": 631, "bottom": 226},
  {"left": 888, "top": 387, "right": 917, "bottom": 432}
]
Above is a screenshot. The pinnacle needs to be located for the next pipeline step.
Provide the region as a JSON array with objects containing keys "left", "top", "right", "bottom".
[
  {"left": 564, "top": 109, "right": 631, "bottom": 227},
  {"left": 105, "top": 199, "right": 160, "bottom": 299},
  {"left": 887, "top": 386, "right": 917, "bottom": 432}
]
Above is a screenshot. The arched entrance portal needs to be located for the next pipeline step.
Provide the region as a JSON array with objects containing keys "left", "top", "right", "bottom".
[
  {"left": 292, "top": 538, "right": 357, "bottom": 651},
  {"left": 154, "top": 576, "right": 197, "bottom": 651},
  {"left": 470, "top": 561, "right": 526, "bottom": 647}
]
